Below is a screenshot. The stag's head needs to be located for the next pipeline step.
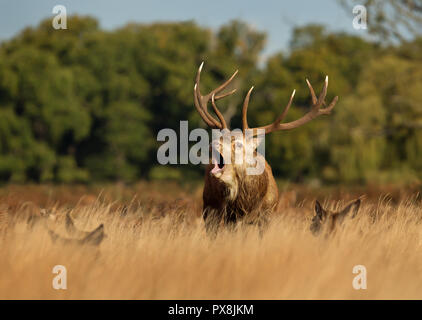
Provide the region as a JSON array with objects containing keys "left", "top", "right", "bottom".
[
  {"left": 207, "top": 129, "right": 265, "bottom": 195},
  {"left": 194, "top": 62, "right": 338, "bottom": 189},
  {"left": 310, "top": 199, "right": 361, "bottom": 236}
]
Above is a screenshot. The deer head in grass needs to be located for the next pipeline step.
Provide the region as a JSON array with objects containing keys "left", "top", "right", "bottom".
[
  {"left": 193, "top": 62, "right": 338, "bottom": 233},
  {"left": 47, "top": 212, "right": 105, "bottom": 246},
  {"left": 310, "top": 199, "right": 361, "bottom": 236}
]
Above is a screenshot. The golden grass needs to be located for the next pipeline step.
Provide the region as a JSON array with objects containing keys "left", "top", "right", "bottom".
[{"left": 0, "top": 183, "right": 421, "bottom": 299}]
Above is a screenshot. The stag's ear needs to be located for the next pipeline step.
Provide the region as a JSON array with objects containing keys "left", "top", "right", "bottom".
[
  {"left": 339, "top": 199, "right": 361, "bottom": 219},
  {"left": 65, "top": 211, "right": 77, "bottom": 235},
  {"left": 314, "top": 200, "right": 326, "bottom": 220}
]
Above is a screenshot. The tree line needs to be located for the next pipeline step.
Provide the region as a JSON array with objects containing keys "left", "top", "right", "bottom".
[{"left": 0, "top": 16, "right": 421, "bottom": 184}]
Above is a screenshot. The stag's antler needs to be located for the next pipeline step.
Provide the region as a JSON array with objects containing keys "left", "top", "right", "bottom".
[
  {"left": 242, "top": 76, "right": 338, "bottom": 135},
  {"left": 193, "top": 62, "right": 338, "bottom": 133},
  {"left": 194, "top": 62, "right": 238, "bottom": 129}
]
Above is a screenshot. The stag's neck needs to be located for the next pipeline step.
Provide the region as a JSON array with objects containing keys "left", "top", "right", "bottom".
[
  {"left": 204, "top": 163, "right": 275, "bottom": 211},
  {"left": 214, "top": 170, "right": 268, "bottom": 206}
]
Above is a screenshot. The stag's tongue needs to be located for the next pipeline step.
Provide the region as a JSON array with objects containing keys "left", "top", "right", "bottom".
[
  {"left": 211, "top": 152, "right": 224, "bottom": 175},
  {"left": 211, "top": 162, "right": 222, "bottom": 174}
]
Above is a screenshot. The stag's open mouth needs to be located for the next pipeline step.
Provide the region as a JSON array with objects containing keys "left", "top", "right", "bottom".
[{"left": 211, "top": 149, "right": 225, "bottom": 175}]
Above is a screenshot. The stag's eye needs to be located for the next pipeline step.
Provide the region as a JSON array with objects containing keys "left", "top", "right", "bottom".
[{"left": 235, "top": 141, "right": 243, "bottom": 149}]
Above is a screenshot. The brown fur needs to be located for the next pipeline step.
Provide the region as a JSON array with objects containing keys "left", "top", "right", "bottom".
[{"left": 203, "top": 153, "right": 278, "bottom": 233}]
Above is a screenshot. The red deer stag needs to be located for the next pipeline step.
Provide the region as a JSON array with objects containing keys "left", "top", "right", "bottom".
[{"left": 193, "top": 62, "right": 338, "bottom": 233}]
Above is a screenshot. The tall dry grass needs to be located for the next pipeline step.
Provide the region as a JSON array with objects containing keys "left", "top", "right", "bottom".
[{"left": 0, "top": 183, "right": 421, "bottom": 299}]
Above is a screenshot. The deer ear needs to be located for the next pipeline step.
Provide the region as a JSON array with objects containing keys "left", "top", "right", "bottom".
[
  {"left": 81, "top": 224, "right": 105, "bottom": 246},
  {"left": 339, "top": 199, "right": 361, "bottom": 219},
  {"left": 314, "top": 200, "right": 325, "bottom": 219}
]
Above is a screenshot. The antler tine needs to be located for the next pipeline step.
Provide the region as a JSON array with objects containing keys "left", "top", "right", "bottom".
[
  {"left": 202, "top": 70, "right": 239, "bottom": 101},
  {"left": 307, "top": 76, "right": 331, "bottom": 108},
  {"left": 306, "top": 79, "right": 317, "bottom": 105},
  {"left": 195, "top": 61, "right": 238, "bottom": 100},
  {"left": 316, "top": 76, "right": 328, "bottom": 107},
  {"left": 242, "top": 86, "right": 254, "bottom": 131},
  {"left": 194, "top": 84, "right": 218, "bottom": 128},
  {"left": 211, "top": 94, "right": 228, "bottom": 129},
  {"left": 270, "top": 89, "right": 296, "bottom": 129},
  {"left": 194, "top": 62, "right": 238, "bottom": 129},
  {"left": 322, "top": 95, "right": 338, "bottom": 114},
  {"left": 215, "top": 88, "right": 237, "bottom": 100},
  {"left": 194, "top": 63, "right": 221, "bottom": 128}
]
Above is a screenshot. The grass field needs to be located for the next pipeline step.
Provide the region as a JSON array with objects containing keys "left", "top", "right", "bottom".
[{"left": 0, "top": 182, "right": 421, "bottom": 299}]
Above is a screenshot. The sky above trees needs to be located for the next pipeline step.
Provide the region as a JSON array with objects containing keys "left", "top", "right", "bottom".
[{"left": 0, "top": 0, "right": 362, "bottom": 56}]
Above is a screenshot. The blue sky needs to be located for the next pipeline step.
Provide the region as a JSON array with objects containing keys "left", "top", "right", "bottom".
[{"left": 0, "top": 0, "right": 364, "bottom": 55}]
